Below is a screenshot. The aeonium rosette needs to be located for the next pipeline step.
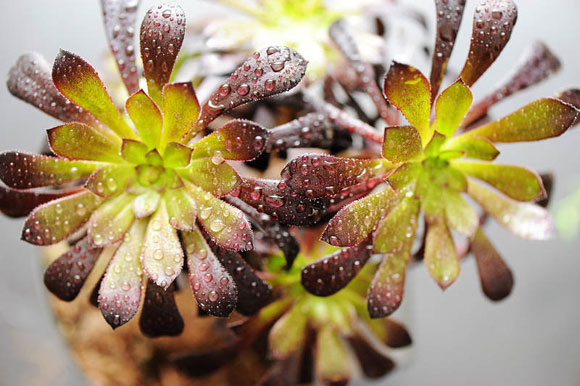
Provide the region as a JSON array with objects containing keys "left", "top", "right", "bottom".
[
  {"left": 280, "top": 0, "right": 580, "bottom": 318},
  {"left": 0, "top": 1, "right": 307, "bottom": 330}
]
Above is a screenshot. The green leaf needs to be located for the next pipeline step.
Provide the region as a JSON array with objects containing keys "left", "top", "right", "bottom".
[
  {"left": 144, "top": 149, "right": 163, "bottom": 166},
  {"left": 125, "top": 90, "right": 162, "bottom": 148},
  {"left": 374, "top": 195, "right": 420, "bottom": 254},
  {"left": 164, "top": 188, "right": 197, "bottom": 231},
  {"left": 120, "top": 139, "right": 148, "bottom": 164},
  {"left": 22, "top": 190, "right": 102, "bottom": 245},
  {"left": 315, "top": 326, "right": 352, "bottom": 385},
  {"left": 435, "top": 79, "right": 473, "bottom": 137},
  {"left": 382, "top": 126, "right": 423, "bottom": 162},
  {"left": 387, "top": 163, "right": 421, "bottom": 191},
  {"left": 452, "top": 161, "right": 544, "bottom": 201},
  {"left": 269, "top": 305, "right": 307, "bottom": 359},
  {"left": 133, "top": 190, "right": 161, "bottom": 219},
  {"left": 443, "top": 189, "right": 478, "bottom": 237},
  {"left": 467, "top": 179, "right": 555, "bottom": 240},
  {"left": 142, "top": 200, "right": 183, "bottom": 289},
  {"left": 164, "top": 142, "right": 192, "bottom": 168},
  {"left": 322, "top": 188, "right": 399, "bottom": 247},
  {"left": 424, "top": 218, "right": 460, "bottom": 289},
  {"left": 180, "top": 159, "right": 240, "bottom": 197},
  {"left": 442, "top": 136, "right": 499, "bottom": 161},
  {"left": 459, "top": 98, "right": 578, "bottom": 143},
  {"left": 161, "top": 82, "right": 200, "bottom": 148},
  {"left": 424, "top": 131, "right": 446, "bottom": 157},
  {"left": 88, "top": 193, "right": 135, "bottom": 247},
  {"left": 384, "top": 61, "right": 432, "bottom": 145},
  {"left": 48, "top": 122, "right": 122, "bottom": 162},
  {"left": 98, "top": 219, "right": 146, "bottom": 328},
  {"left": 52, "top": 50, "right": 135, "bottom": 139}
]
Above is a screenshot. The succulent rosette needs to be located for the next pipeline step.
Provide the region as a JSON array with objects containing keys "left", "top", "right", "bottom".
[
  {"left": 172, "top": 235, "right": 411, "bottom": 385},
  {"left": 0, "top": 1, "right": 307, "bottom": 331},
  {"left": 280, "top": 0, "right": 580, "bottom": 317}
]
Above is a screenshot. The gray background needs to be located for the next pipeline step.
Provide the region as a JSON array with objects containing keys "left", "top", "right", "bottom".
[{"left": 1, "top": 0, "right": 580, "bottom": 385}]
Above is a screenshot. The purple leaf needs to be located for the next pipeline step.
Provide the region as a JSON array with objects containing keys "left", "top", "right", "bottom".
[
  {"left": 472, "top": 229, "right": 514, "bottom": 301},
  {"left": 43, "top": 236, "right": 102, "bottom": 301},
  {"left": 555, "top": 89, "right": 580, "bottom": 128},
  {"left": 0, "top": 186, "right": 80, "bottom": 218},
  {"left": 348, "top": 334, "right": 395, "bottom": 379},
  {"left": 139, "top": 279, "right": 184, "bottom": 337},
  {"left": 172, "top": 339, "right": 241, "bottom": 377}
]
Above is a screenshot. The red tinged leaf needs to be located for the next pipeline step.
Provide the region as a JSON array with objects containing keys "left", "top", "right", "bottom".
[
  {"left": 281, "top": 154, "right": 392, "bottom": 199},
  {"left": 382, "top": 126, "right": 423, "bottom": 163},
  {"left": 52, "top": 50, "right": 136, "bottom": 139},
  {"left": 198, "top": 46, "right": 307, "bottom": 128},
  {"left": 125, "top": 90, "right": 162, "bottom": 148},
  {"left": 459, "top": 0, "right": 518, "bottom": 86},
  {"left": 161, "top": 82, "right": 200, "bottom": 147},
  {"left": 266, "top": 112, "right": 351, "bottom": 152},
  {"left": 22, "top": 191, "right": 103, "bottom": 245},
  {"left": 384, "top": 62, "right": 432, "bottom": 144},
  {"left": 190, "top": 119, "right": 268, "bottom": 161},
  {"left": 471, "top": 228, "right": 514, "bottom": 301},
  {"left": 100, "top": 0, "right": 141, "bottom": 94},
  {"left": 0, "top": 151, "right": 99, "bottom": 190},
  {"left": 47, "top": 122, "right": 122, "bottom": 162},
  {"left": 0, "top": 186, "right": 80, "bottom": 218},
  {"left": 424, "top": 218, "right": 460, "bottom": 290},
  {"left": 232, "top": 178, "right": 325, "bottom": 226},
  {"left": 322, "top": 188, "right": 399, "bottom": 247},
  {"left": 430, "top": 0, "right": 466, "bottom": 100},
  {"left": 88, "top": 193, "right": 135, "bottom": 247},
  {"left": 139, "top": 3, "right": 185, "bottom": 105},
  {"left": 139, "top": 280, "right": 184, "bottom": 337},
  {"left": 209, "top": 240, "right": 272, "bottom": 315},
  {"left": 98, "top": 219, "right": 146, "bottom": 328},
  {"left": 324, "top": 177, "right": 384, "bottom": 215},
  {"left": 7, "top": 53, "right": 98, "bottom": 126},
  {"left": 348, "top": 335, "right": 395, "bottom": 379},
  {"left": 461, "top": 98, "right": 578, "bottom": 143},
  {"left": 43, "top": 236, "right": 102, "bottom": 301},
  {"left": 301, "top": 240, "right": 372, "bottom": 297},
  {"left": 463, "top": 42, "right": 561, "bottom": 127},
  {"left": 555, "top": 89, "right": 580, "bottom": 128},
  {"left": 373, "top": 318, "right": 413, "bottom": 348},
  {"left": 183, "top": 228, "right": 238, "bottom": 317},
  {"left": 367, "top": 249, "right": 409, "bottom": 318}
]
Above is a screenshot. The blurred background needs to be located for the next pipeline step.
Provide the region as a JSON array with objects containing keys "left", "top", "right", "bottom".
[{"left": 1, "top": 0, "right": 580, "bottom": 385}]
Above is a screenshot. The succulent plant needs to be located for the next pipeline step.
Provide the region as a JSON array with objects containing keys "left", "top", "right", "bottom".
[
  {"left": 0, "top": 1, "right": 307, "bottom": 331},
  {"left": 280, "top": 0, "right": 579, "bottom": 318}
]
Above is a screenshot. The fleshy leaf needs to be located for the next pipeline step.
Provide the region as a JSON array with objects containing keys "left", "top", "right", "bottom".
[
  {"left": 460, "top": 98, "right": 578, "bottom": 143},
  {"left": 463, "top": 42, "right": 561, "bottom": 126},
  {"left": 0, "top": 151, "right": 99, "bottom": 190},
  {"left": 367, "top": 318, "right": 413, "bottom": 349},
  {"left": 85, "top": 165, "right": 134, "bottom": 198},
  {"left": 197, "top": 46, "right": 307, "bottom": 128},
  {"left": 142, "top": 201, "right": 183, "bottom": 288},
  {"left": 459, "top": 0, "right": 518, "bottom": 86},
  {"left": 101, "top": 0, "right": 141, "bottom": 94},
  {"left": 52, "top": 50, "right": 135, "bottom": 139},
  {"left": 98, "top": 219, "right": 146, "bottom": 328},
  {"left": 282, "top": 154, "right": 392, "bottom": 199},
  {"left": 125, "top": 90, "right": 162, "bottom": 148},
  {"left": 348, "top": 334, "right": 395, "bottom": 379},
  {"left": 22, "top": 190, "right": 102, "bottom": 245},
  {"left": 163, "top": 142, "right": 192, "bottom": 168},
  {"left": 302, "top": 240, "right": 372, "bottom": 297},
  {"left": 161, "top": 82, "right": 200, "bottom": 147},
  {"left": 164, "top": 188, "right": 197, "bottom": 231},
  {"left": 429, "top": 0, "right": 466, "bottom": 100},
  {"left": 435, "top": 80, "right": 473, "bottom": 137},
  {"left": 190, "top": 119, "right": 268, "bottom": 161},
  {"left": 452, "top": 161, "right": 544, "bottom": 201},
  {"left": 139, "top": 3, "right": 185, "bottom": 105},
  {"left": 189, "top": 184, "right": 253, "bottom": 251},
  {"left": 120, "top": 139, "right": 148, "bottom": 164},
  {"left": 442, "top": 136, "right": 499, "bottom": 161},
  {"left": 210, "top": 241, "right": 272, "bottom": 315},
  {"left": 467, "top": 179, "right": 555, "bottom": 240},
  {"left": 382, "top": 126, "right": 423, "bottom": 163},
  {"left": 387, "top": 163, "right": 422, "bottom": 191},
  {"left": 316, "top": 326, "right": 352, "bottom": 386},
  {"left": 88, "top": 193, "right": 135, "bottom": 247},
  {"left": 7, "top": 52, "right": 98, "bottom": 125},
  {"left": 48, "top": 122, "right": 122, "bottom": 162},
  {"left": 424, "top": 218, "right": 460, "bottom": 289},
  {"left": 374, "top": 195, "right": 420, "bottom": 254},
  {"left": 443, "top": 189, "right": 478, "bottom": 237},
  {"left": 43, "top": 236, "right": 102, "bottom": 301},
  {"left": 183, "top": 228, "right": 237, "bottom": 317},
  {"left": 269, "top": 306, "right": 307, "bottom": 359},
  {"left": 322, "top": 188, "right": 399, "bottom": 247},
  {"left": 311, "top": 101, "right": 383, "bottom": 144},
  {"left": 180, "top": 159, "right": 240, "bottom": 197},
  {"left": 555, "top": 89, "right": 580, "bottom": 127},
  {"left": 133, "top": 190, "right": 161, "bottom": 219},
  {"left": 139, "top": 280, "right": 184, "bottom": 337},
  {"left": 368, "top": 247, "right": 410, "bottom": 318},
  {"left": 0, "top": 186, "right": 80, "bottom": 218},
  {"left": 384, "top": 61, "right": 431, "bottom": 144},
  {"left": 472, "top": 228, "right": 514, "bottom": 301}
]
